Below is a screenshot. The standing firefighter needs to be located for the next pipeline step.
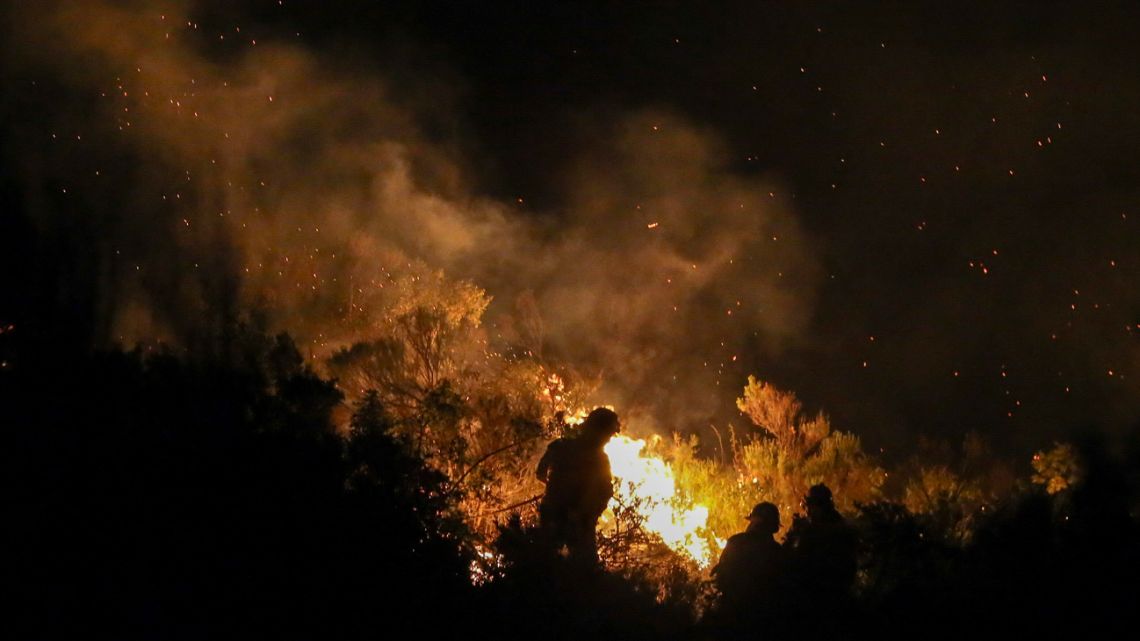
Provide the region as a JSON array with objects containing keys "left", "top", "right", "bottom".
[
  {"left": 786, "top": 484, "right": 858, "bottom": 603},
  {"left": 710, "top": 502, "right": 788, "bottom": 631},
  {"left": 535, "top": 407, "right": 621, "bottom": 564}
]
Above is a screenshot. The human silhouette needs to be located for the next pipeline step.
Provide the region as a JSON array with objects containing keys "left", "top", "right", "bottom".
[
  {"left": 786, "top": 484, "right": 858, "bottom": 603},
  {"left": 712, "top": 501, "right": 788, "bottom": 624},
  {"left": 535, "top": 407, "right": 621, "bottom": 564}
]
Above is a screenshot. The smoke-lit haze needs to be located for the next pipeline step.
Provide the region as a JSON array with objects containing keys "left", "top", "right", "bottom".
[
  {"left": 5, "top": 0, "right": 1140, "bottom": 456},
  {"left": 4, "top": 0, "right": 816, "bottom": 433}
]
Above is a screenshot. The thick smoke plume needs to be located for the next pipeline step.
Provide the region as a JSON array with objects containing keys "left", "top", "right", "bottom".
[{"left": 5, "top": 0, "right": 818, "bottom": 432}]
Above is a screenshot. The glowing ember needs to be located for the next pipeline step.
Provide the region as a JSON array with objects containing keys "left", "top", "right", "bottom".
[{"left": 603, "top": 434, "right": 716, "bottom": 566}]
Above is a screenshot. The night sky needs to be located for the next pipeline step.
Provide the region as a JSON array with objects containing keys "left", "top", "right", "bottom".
[{"left": 4, "top": 0, "right": 1140, "bottom": 459}]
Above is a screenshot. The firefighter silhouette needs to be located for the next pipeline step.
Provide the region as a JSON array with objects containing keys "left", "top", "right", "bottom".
[
  {"left": 711, "top": 501, "right": 788, "bottom": 631},
  {"left": 535, "top": 407, "right": 620, "bottom": 564},
  {"left": 785, "top": 484, "right": 858, "bottom": 600}
]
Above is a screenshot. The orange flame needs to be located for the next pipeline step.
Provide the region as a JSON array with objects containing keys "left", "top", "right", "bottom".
[{"left": 603, "top": 434, "right": 717, "bottom": 566}]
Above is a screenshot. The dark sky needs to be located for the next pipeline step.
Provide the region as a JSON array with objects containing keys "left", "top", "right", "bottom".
[{"left": 4, "top": 0, "right": 1140, "bottom": 458}]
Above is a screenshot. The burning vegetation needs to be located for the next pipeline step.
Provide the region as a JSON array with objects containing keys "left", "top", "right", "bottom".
[
  {"left": 7, "top": 290, "right": 1135, "bottom": 640},
  {"left": 269, "top": 266, "right": 1087, "bottom": 591},
  {"left": 6, "top": 3, "right": 1140, "bottom": 639}
]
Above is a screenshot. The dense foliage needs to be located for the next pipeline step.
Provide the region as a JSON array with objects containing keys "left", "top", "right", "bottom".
[{"left": 6, "top": 272, "right": 1140, "bottom": 639}]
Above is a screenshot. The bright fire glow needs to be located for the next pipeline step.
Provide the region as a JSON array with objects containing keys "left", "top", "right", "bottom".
[{"left": 603, "top": 434, "right": 716, "bottom": 566}]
